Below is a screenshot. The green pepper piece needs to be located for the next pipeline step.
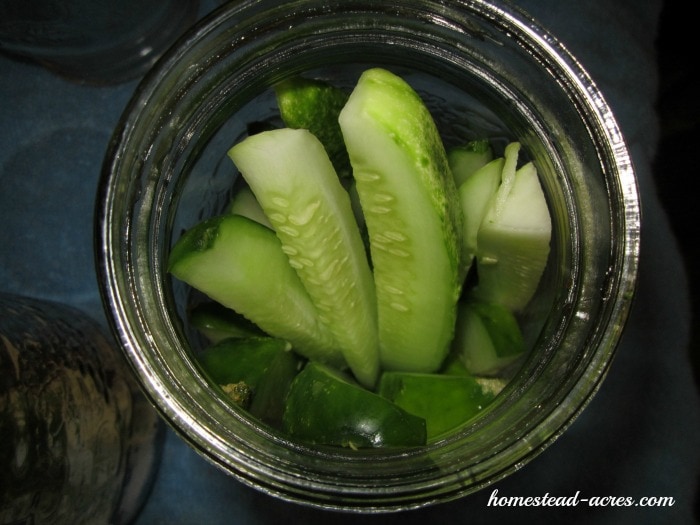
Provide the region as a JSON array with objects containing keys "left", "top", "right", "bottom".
[
  {"left": 378, "top": 371, "right": 498, "bottom": 442},
  {"left": 283, "top": 362, "right": 426, "bottom": 449}
]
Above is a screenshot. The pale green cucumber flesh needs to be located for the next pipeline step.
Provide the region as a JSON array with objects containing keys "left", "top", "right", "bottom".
[
  {"left": 448, "top": 139, "right": 494, "bottom": 187},
  {"left": 228, "top": 128, "right": 379, "bottom": 387},
  {"left": 470, "top": 301, "right": 525, "bottom": 359},
  {"left": 451, "top": 300, "right": 524, "bottom": 376},
  {"left": 228, "top": 184, "right": 273, "bottom": 229},
  {"left": 489, "top": 141, "right": 521, "bottom": 219},
  {"left": 458, "top": 157, "right": 504, "bottom": 268},
  {"left": 440, "top": 355, "right": 510, "bottom": 393},
  {"left": 339, "top": 67, "right": 464, "bottom": 373},
  {"left": 346, "top": 178, "right": 372, "bottom": 263},
  {"left": 189, "top": 302, "right": 263, "bottom": 343},
  {"left": 168, "top": 214, "right": 342, "bottom": 367},
  {"left": 475, "top": 160, "right": 552, "bottom": 311}
]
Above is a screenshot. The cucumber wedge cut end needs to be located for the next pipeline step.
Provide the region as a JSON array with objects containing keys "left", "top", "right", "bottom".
[
  {"left": 168, "top": 214, "right": 343, "bottom": 368},
  {"left": 475, "top": 159, "right": 552, "bottom": 312},
  {"left": 458, "top": 157, "right": 504, "bottom": 267}
]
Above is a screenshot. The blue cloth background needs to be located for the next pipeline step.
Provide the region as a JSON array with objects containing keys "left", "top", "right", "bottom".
[{"left": 1, "top": 1, "right": 698, "bottom": 523}]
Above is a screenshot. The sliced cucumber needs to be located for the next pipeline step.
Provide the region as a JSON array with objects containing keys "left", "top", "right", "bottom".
[
  {"left": 228, "top": 128, "right": 379, "bottom": 387},
  {"left": 458, "top": 157, "right": 504, "bottom": 268},
  {"left": 346, "top": 178, "right": 372, "bottom": 263},
  {"left": 248, "top": 344, "right": 304, "bottom": 427},
  {"left": 475, "top": 153, "right": 552, "bottom": 311},
  {"left": 283, "top": 362, "right": 426, "bottom": 448},
  {"left": 275, "top": 76, "right": 351, "bottom": 177},
  {"left": 489, "top": 141, "right": 521, "bottom": 220},
  {"left": 198, "top": 336, "right": 291, "bottom": 388},
  {"left": 448, "top": 139, "right": 494, "bottom": 187},
  {"left": 338, "top": 67, "right": 464, "bottom": 373},
  {"left": 189, "top": 302, "right": 262, "bottom": 343},
  {"left": 168, "top": 214, "right": 342, "bottom": 367},
  {"left": 451, "top": 299, "right": 526, "bottom": 376},
  {"left": 378, "top": 371, "right": 497, "bottom": 441},
  {"left": 228, "top": 184, "right": 272, "bottom": 229},
  {"left": 441, "top": 356, "right": 509, "bottom": 393},
  {"left": 198, "top": 336, "right": 303, "bottom": 426}
]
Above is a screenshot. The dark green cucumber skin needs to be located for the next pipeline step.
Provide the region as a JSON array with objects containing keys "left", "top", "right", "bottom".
[
  {"left": 198, "top": 336, "right": 290, "bottom": 387},
  {"left": 249, "top": 348, "right": 303, "bottom": 428},
  {"left": 199, "top": 336, "right": 303, "bottom": 426},
  {"left": 378, "top": 371, "right": 496, "bottom": 441},
  {"left": 275, "top": 76, "right": 351, "bottom": 177},
  {"left": 282, "top": 362, "right": 426, "bottom": 448}
]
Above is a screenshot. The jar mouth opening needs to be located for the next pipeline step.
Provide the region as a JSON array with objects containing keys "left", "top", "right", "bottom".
[{"left": 96, "top": 0, "right": 640, "bottom": 511}]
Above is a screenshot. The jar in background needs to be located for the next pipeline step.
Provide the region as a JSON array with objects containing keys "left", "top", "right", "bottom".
[
  {"left": 96, "top": 0, "right": 640, "bottom": 511},
  {"left": 0, "top": 0, "right": 200, "bottom": 85},
  {"left": 0, "top": 293, "right": 163, "bottom": 524}
]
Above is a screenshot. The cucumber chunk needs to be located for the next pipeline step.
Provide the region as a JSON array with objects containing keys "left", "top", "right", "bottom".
[
  {"left": 489, "top": 141, "right": 521, "bottom": 220},
  {"left": 379, "top": 371, "right": 497, "bottom": 441},
  {"left": 458, "top": 157, "right": 504, "bottom": 269},
  {"left": 228, "top": 184, "right": 272, "bottom": 229},
  {"left": 451, "top": 300, "right": 526, "bottom": 376},
  {"left": 198, "top": 336, "right": 291, "bottom": 388},
  {"left": 190, "top": 302, "right": 263, "bottom": 343},
  {"left": 249, "top": 347, "right": 304, "bottom": 427},
  {"left": 168, "top": 214, "right": 343, "bottom": 367},
  {"left": 283, "top": 362, "right": 427, "bottom": 448},
  {"left": 198, "top": 336, "right": 303, "bottom": 426},
  {"left": 475, "top": 149, "right": 552, "bottom": 311},
  {"left": 441, "top": 358, "right": 510, "bottom": 395},
  {"left": 448, "top": 139, "right": 494, "bottom": 187},
  {"left": 338, "top": 67, "right": 464, "bottom": 373},
  {"left": 228, "top": 128, "right": 379, "bottom": 388},
  {"left": 275, "top": 76, "right": 351, "bottom": 177}
]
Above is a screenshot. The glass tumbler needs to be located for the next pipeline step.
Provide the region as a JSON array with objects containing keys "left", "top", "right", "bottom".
[{"left": 96, "top": 0, "right": 640, "bottom": 512}]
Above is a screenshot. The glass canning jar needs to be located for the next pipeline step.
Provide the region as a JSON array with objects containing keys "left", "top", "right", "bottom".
[
  {"left": 96, "top": 0, "right": 640, "bottom": 512},
  {"left": 0, "top": 294, "right": 162, "bottom": 524}
]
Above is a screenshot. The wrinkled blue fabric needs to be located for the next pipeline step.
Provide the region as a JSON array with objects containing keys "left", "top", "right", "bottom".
[{"left": 1, "top": 1, "right": 697, "bottom": 523}]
